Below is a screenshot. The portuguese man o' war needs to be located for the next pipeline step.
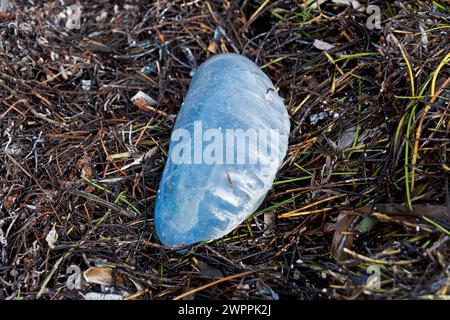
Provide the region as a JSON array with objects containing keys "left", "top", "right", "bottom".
[{"left": 154, "top": 53, "right": 290, "bottom": 247}]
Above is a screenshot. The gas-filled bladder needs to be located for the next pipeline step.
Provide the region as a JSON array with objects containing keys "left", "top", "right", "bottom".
[{"left": 154, "top": 53, "right": 290, "bottom": 247}]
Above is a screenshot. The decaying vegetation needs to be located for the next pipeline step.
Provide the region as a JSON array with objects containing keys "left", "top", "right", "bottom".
[{"left": 0, "top": 0, "right": 449, "bottom": 299}]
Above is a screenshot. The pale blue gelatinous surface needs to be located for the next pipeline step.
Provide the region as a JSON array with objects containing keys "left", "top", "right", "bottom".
[{"left": 154, "top": 53, "right": 290, "bottom": 246}]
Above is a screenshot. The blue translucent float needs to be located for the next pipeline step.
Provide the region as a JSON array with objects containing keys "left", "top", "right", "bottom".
[{"left": 154, "top": 53, "right": 290, "bottom": 246}]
